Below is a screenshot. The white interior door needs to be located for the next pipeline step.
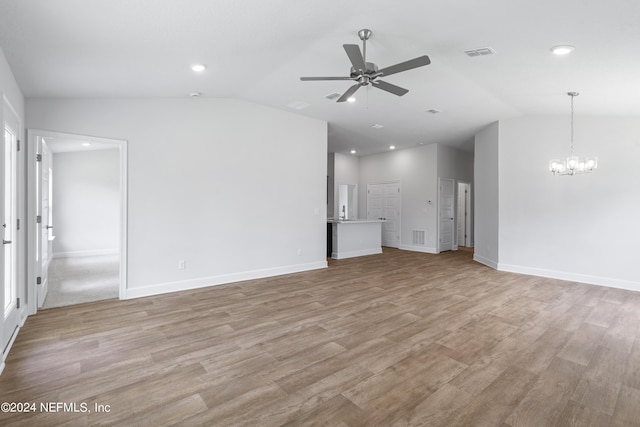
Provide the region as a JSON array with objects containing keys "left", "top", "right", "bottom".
[
  {"left": 439, "top": 178, "right": 455, "bottom": 252},
  {"left": 36, "top": 138, "right": 52, "bottom": 307},
  {"left": 2, "top": 106, "right": 19, "bottom": 354},
  {"left": 367, "top": 182, "right": 401, "bottom": 248}
]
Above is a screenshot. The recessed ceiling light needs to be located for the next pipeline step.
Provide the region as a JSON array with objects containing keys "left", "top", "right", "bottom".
[
  {"left": 350, "top": 149, "right": 357, "bottom": 154},
  {"left": 551, "top": 45, "right": 575, "bottom": 55},
  {"left": 371, "top": 124, "right": 384, "bottom": 129},
  {"left": 82, "top": 142, "right": 91, "bottom": 147},
  {"left": 347, "top": 97, "right": 356, "bottom": 103},
  {"left": 191, "top": 64, "right": 206, "bottom": 72},
  {"left": 189, "top": 92, "right": 202, "bottom": 97},
  {"left": 389, "top": 145, "right": 396, "bottom": 150}
]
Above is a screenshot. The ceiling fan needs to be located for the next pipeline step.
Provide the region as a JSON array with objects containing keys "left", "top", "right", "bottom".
[{"left": 300, "top": 29, "right": 431, "bottom": 102}]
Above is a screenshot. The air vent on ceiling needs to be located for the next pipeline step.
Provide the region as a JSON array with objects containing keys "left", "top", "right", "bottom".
[
  {"left": 287, "top": 101, "right": 311, "bottom": 110},
  {"left": 464, "top": 47, "right": 496, "bottom": 57},
  {"left": 427, "top": 109, "right": 441, "bottom": 114},
  {"left": 325, "top": 92, "right": 341, "bottom": 100}
]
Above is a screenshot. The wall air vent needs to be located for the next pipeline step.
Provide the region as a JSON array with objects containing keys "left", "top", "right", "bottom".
[
  {"left": 412, "top": 229, "right": 426, "bottom": 246},
  {"left": 464, "top": 47, "right": 496, "bottom": 57},
  {"left": 325, "top": 92, "right": 341, "bottom": 100}
]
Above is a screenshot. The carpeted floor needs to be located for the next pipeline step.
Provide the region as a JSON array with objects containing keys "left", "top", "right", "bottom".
[{"left": 42, "top": 254, "right": 120, "bottom": 309}]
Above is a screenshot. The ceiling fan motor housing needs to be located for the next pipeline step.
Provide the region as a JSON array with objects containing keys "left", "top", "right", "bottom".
[{"left": 350, "top": 62, "right": 378, "bottom": 77}]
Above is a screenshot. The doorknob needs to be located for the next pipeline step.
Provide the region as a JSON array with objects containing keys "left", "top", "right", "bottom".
[
  {"left": 2, "top": 240, "right": 11, "bottom": 245},
  {"left": 46, "top": 225, "right": 53, "bottom": 229}
]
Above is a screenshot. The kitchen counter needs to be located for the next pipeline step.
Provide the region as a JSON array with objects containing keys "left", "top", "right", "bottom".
[{"left": 328, "top": 219, "right": 385, "bottom": 259}]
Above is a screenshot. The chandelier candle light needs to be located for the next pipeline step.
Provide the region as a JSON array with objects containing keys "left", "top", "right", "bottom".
[{"left": 549, "top": 92, "right": 598, "bottom": 175}]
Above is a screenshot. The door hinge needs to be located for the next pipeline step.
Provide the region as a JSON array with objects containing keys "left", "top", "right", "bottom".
[
  {"left": 37, "top": 276, "right": 42, "bottom": 285},
  {"left": 36, "top": 153, "right": 42, "bottom": 162},
  {"left": 17, "top": 139, "right": 20, "bottom": 151},
  {"left": 16, "top": 298, "right": 20, "bottom": 309},
  {"left": 17, "top": 218, "right": 20, "bottom": 230},
  {"left": 36, "top": 215, "right": 42, "bottom": 223}
]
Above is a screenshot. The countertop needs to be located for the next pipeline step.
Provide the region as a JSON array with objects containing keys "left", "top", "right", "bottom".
[{"left": 327, "top": 219, "right": 386, "bottom": 224}]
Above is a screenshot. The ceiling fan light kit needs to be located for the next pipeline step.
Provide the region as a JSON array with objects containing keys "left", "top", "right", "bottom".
[{"left": 300, "top": 29, "right": 431, "bottom": 102}]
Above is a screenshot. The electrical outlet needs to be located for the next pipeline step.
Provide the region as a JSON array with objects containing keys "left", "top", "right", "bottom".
[{"left": 178, "top": 260, "right": 186, "bottom": 270}]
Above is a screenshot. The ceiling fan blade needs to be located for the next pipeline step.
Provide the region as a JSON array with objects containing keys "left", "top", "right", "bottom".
[
  {"left": 300, "top": 76, "right": 356, "bottom": 81},
  {"left": 377, "top": 55, "right": 431, "bottom": 77},
  {"left": 343, "top": 44, "right": 367, "bottom": 73},
  {"left": 372, "top": 80, "right": 409, "bottom": 96},
  {"left": 336, "top": 83, "right": 361, "bottom": 102}
]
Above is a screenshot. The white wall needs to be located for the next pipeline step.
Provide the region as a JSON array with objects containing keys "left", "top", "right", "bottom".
[
  {"left": 359, "top": 144, "right": 438, "bottom": 251},
  {"left": 473, "top": 121, "right": 500, "bottom": 268},
  {"left": 26, "top": 98, "right": 328, "bottom": 298},
  {"left": 52, "top": 149, "right": 120, "bottom": 257},
  {"left": 498, "top": 116, "right": 640, "bottom": 290}
]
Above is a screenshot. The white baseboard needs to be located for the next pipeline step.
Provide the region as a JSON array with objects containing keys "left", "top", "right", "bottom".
[
  {"left": 498, "top": 263, "right": 640, "bottom": 293},
  {"left": 473, "top": 254, "right": 498, "bottom": 269},
  {"left": 53, "top": 248, "right": 120, "bottom": 259},
  {"left": 399, "top": 244, "right": 438, "bottom": 254},
  {"left": 124, "top": 260, "right": 328, "bottom": 300},
  {"left": 1, "top": 324, "right": 20, "bottom": 377},
  {"left": 331, "top": 248, "right": 382, "bottom": 259}
]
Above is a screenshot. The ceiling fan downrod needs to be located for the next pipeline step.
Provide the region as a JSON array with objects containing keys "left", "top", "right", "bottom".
[{"left": 358, "top": 29, "right": 372, "bottom": 64}]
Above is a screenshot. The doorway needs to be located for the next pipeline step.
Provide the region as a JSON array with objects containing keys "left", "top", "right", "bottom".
[
  {"left": 367, "top": 181, "right": 401, "bottom": 248},
  {"left": 438, "top": 178, "right": 455, "bottom": 252},
  {"left": 457, "top": 182, "right": 472, "bottom": 248},
  {"left": 27, "top": 130, "right": 128, "bottom": 313}
]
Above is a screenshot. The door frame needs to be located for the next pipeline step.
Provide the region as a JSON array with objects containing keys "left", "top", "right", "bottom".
[
  {"left": 26, "top": 130, "right": 128, "bottom": 315},
  {"left": 437, "top": 178, "right": 456, "bottom": 253},
  {"left": 2, "top": 97, "right": 23, "bottom": 364}
]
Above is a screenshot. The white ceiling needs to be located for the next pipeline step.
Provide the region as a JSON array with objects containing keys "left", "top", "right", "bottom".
[{"left": 1, "top": 0, "right": 639, "bottom": 156}]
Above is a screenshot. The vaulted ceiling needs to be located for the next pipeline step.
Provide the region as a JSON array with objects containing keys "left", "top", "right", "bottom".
[{"left": 1, "top": 0, "right": 639, "bottom": 155}]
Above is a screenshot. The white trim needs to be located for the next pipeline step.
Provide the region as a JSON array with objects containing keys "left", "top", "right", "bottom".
[
  {"left": 124, "top": 261, "right": 328, "bottom": 300},
  {"left": 473, "top": 254, "right": 498, "bottom": 269},
  {"left": 399, "top": 244, "right": 438, "bottom": 254},
  {"left": 498, "top": 263, "right": 640, "bottom": 293},
  {"left": 53, "top": 248, "right": 120, "bottom": 259},
  {"left": 331, "top": 248, "right": 382, "bottom": 260},
  {"left": 1, "top": 322, "right": 20, "bottom": 376}
]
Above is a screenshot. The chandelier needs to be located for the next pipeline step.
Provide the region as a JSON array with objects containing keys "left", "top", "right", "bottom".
[{"left": 549, "top": 92, "right": 598, "bottom": 175}]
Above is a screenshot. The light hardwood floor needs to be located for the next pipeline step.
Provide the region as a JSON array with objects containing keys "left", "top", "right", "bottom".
[{"left": 1, "top": 248, "right": 639, "bottom": 426}]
